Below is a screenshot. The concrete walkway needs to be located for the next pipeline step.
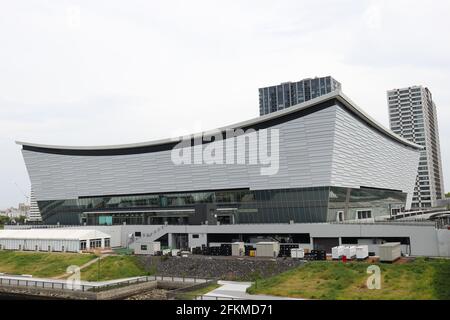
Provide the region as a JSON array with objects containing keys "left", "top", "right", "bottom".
[
  {"left": 54, "top": 254, "right": 111, "bottom": 279},
  {"left": 201, "top": 280, "right": 302, "bottom": 300},
  {"left": 0, "top": 274, "right": 149, "bottom": 288}
]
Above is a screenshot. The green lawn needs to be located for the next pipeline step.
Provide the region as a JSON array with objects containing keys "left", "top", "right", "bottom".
[
  {"left": 0, "top": 251, "right": 96, "bottom": 278},
  {"left": 247, "top": 258, "right": 450, "bottom": 300},
  {"left": 81, "top": 255, "right": 149, "bottom": 281}
]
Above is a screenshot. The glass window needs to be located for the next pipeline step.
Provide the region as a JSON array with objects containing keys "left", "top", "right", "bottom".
[{"left": 357, "top": 210, "right": 372, "bottom": 219}]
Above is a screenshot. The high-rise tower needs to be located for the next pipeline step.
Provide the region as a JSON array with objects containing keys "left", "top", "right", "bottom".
[
  {"left": 259, "top": 76, "right": 341, "bottom": 116},
  {"left": 387, "top": 86, "right": 445, "bottom": 208}
]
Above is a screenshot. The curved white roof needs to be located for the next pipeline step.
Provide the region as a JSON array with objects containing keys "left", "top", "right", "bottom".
[
  {"left": 16, "top": 91, "right": 422, "bottom": 151},
  {"left": 0, "top": 229, "right": 110, "bottom": 240}
]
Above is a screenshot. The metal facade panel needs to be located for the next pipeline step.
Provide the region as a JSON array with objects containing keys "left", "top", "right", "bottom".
[
  {"left": 22, "top": 107, "right": 337, "bottom": 201},
  {"left": 21, "top": 104, "right": 419, "bottom": 207},
  {"left": 331, "top": 106, "right": 420, "bottom": 209}
]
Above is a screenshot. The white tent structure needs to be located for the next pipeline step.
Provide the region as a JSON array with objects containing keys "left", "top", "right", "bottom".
[{"left": 0, "top": 229, "right": 111, "bottom": 253}]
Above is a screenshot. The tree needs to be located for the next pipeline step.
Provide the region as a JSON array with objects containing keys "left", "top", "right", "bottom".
[
  {"left": 13, "top": 215, "right": 27, "bottom": 224},
  {"left": 0, "top": 215, "right": 11, "bottom": 226},
  {"left": 446, "top": 192, "right": 450, "bottom": 198}
]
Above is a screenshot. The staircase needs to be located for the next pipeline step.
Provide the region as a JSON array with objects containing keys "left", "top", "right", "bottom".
[{"left": 128, "top": 224, "right": 169, "bottom": 250}]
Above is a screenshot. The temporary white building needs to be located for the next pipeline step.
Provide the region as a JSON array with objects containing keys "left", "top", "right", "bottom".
[
  {"left": 379, "top": 242, "right": 402, "bottom": 262},
  {"left": 134, "top": 241, "right": 161, "bottom": 255},
  {"left": 255, "top": 242, "right": 280, "bottom": 258},
  {"left": 332, "top": 246, "right": 345, "bottom": 260},
  {"left": 231, "top": 242, "right": 245, "bottom": 257},
  {"left": 0, "top": 229, "right": 111, "bottom": 253},
  {"left": 356, "top": 245, "right": 369, "bottom": 260}
]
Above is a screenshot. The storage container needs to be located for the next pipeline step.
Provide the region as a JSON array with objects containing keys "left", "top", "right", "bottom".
[
  {"left": 356, "top": 245, "right": 369, "bottom": 260},
  {"left": 255, "top": 242, "right": 280, "bottom": 258},
  {"left": 332, "top": 246, "right": 345, "bottom": 260},
  {"left": 134, "top": 241, "right": 161, "bottom": 255},
  {"left": 232, "top": 242, "right": 245, "bottom": 256},
  {"left": 379, "top": 242, "right": 401, "bottom": 262},
  {"left": 343, "top": 246, "right": 356, "bottom": 259}
]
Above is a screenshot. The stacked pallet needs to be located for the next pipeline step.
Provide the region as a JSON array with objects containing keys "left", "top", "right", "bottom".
[
  {"left": 220, "top": 244, "right": 232, "bottom": 256},
  {"left": 304, "top": 249, "right": 326, "bottom": 261},
  {"left": 278, "top": 244, "right": 299, "bottom": 257}
]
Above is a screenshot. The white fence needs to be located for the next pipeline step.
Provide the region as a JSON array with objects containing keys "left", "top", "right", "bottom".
[{"left": 0, "top": 275, "right": 210, "bottom": 293}]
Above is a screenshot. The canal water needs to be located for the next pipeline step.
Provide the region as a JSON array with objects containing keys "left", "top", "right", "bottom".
[{"left": 0, "top": 292, "right": 66, "bottom": 300}]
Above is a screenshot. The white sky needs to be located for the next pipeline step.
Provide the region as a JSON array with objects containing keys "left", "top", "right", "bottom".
[{"left": 0, "top": 0, "right": 449, "bottom": 208}]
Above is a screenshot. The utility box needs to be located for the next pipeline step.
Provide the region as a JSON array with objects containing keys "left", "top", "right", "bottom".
[
  {"left": 379, "top": 242, "right": 401, "bottom": 262},
  {"left": 291, "top": 248, "right": 304, "bottom": 259},
  {"left": 135, "top": 241, "right": 161, "bottom": 255},
  {"left": 343, "top": 246, "right": 356, "bottom": 259},
  {"left": 332, "top": 246, "right": 345, "bottom": 260},
  {"left": 255, "top": 242, "right": 280, "bottom": 258},
  {"left": 232, "top": 242, "right": 245, "bottom": 256},
  {"left": 356, "top": 245, "right": 369, "bottom": 260}
]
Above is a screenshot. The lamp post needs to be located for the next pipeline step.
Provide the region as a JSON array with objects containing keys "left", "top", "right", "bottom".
[{"left": 97, "top": 255, "right": 100, "bottom": 282}]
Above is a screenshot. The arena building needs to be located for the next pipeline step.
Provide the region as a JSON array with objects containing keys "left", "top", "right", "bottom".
[{"left": 17, "top": 91, "right": 421, "bottom": 227}]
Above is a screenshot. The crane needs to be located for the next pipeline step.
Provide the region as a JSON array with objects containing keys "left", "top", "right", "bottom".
[{"left": 14, "top": 182, "right": 30, "bottom": 205}]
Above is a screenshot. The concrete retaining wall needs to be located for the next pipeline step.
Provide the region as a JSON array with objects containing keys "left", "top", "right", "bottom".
[{"left": 0, "top": 279, "right": 202, "bottom": 300}]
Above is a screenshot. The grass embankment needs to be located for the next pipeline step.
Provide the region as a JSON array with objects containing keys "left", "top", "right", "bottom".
[
  {"left": 81, "top": 255, "right": 149, "bottom": 281},
  {"left": 0, "top": 251, "right": 96, "bottom": 278},
  {"left": 247, "top": 258, "right": 450, "bottom": 300},
  {"left": 177, "top": 283, "right": 221, "bottom": 300}
]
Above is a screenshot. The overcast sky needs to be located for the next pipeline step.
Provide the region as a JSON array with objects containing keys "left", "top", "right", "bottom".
[{"left": 0, "top": 0, "right": 449, "bottom": 208}]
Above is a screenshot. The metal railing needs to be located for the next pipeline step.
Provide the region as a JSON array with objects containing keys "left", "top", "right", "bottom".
[
  {"left": 0, "top": 276, "right": 151, "bottom": 292},
  {"left": 4, "top": 225, "right": 82, "bottom": 230},
  {"left": 4, "top": 220, "right": 440, "bottom": 229},
  {"left": 193, "top": 295, "right": 241, "bottom": 300},
  {"left": 0, "top": 275, "right": 211, "bottom": 293},
  {"left": 329, "top": 220, "right": 436, "bottom": 227},
  {"left": 148, "top": 224, "right": 168, "bottom": 239},
  {"left": 436, "top": 217, "right": 450, "bottom": 229},
  {"left": 5, "top": 220, "right": 444, "bottom": 234}
]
